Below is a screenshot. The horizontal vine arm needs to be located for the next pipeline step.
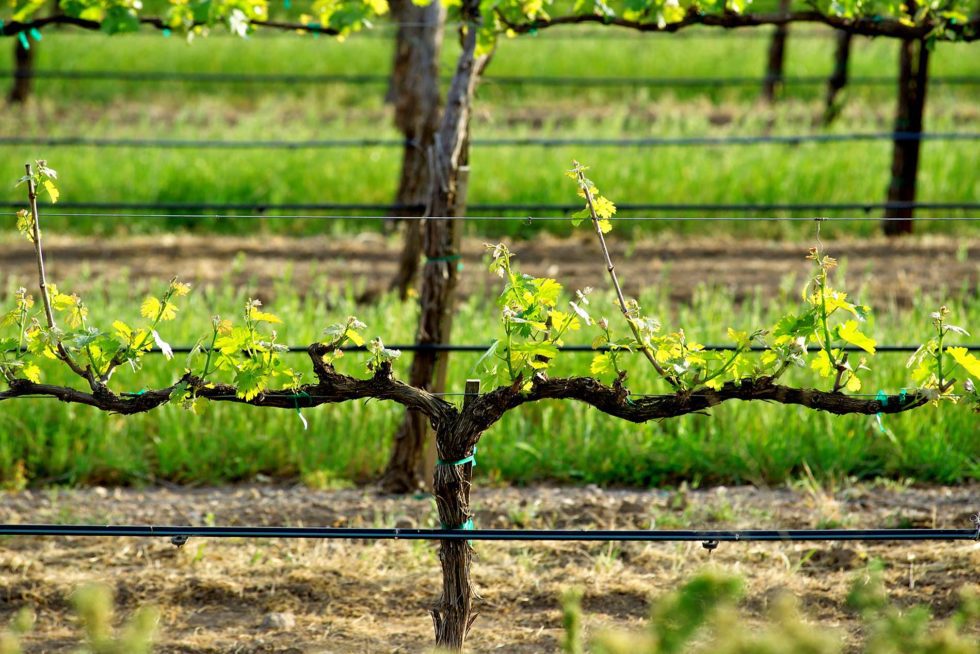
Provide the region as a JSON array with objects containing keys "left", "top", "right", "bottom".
[
  {"left": 465, "top": 376, "right": 930, "bottom": 433},
  {"left": 0, "top": 344, "right": 455, "bottom": 424},
  {"left": 0, "top": 15, "right": 340, "bottom": 37},
  {"left": 498, "top": 9, "right": 980, "bottom": 42},
  {"left": 3, "top": 9, "right": 978, "bottom": 41}
]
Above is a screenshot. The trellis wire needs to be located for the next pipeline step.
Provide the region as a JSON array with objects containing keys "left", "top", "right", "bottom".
[
  {"left": 6, "top": 344, "right": 973, "bottom": 358},
  {"left": 15, "top": 210, "right": 980, "bottom": 219},
  {"left": 1, "top": 132, "right": 976, "bottom": 149},
  {"left": 0, "top": 524, "right": 976, "bottom": 542},
  {"left": 4, "top": 69, "right": 978, "bottom": 88},
  {"left": 3, "top": 392, "right": 968, "bottom": 401},
  {"left": 140, "top": 344, "right": 980, "bottom": 354},
  {"left": 2, "top": 200, "right": 979, "bottom": 216}
]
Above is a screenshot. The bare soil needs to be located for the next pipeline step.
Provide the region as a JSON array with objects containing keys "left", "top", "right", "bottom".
[
  {"left": 0, "top": 233, "right": 977, "bottom": 306},
  {"left": 1, "top": 483, "right": 977, "bottom": 652}
]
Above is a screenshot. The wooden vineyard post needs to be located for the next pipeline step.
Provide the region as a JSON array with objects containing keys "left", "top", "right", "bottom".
[
  {"left": 431, "top": 379, "right": 481, "bottom": 651},
  {"left": 8, "top": 33, "right": 34, "bottom": 104},
  {"left": 387, "top": 0, "right": 446, "bottom": 300},
  {"left": 824, "top": 31, "right": 853, "bottom": 124},
  {"left": 381, "top": 0, "right": 488, "bottom": 494},
  {"left": 883, "top": 38, "right": 930, "bottom": 236},
  {"left": 762, "top": 0, "right": 791, "bottom": 102}
]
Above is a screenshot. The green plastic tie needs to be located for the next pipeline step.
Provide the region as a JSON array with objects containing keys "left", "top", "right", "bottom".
[
  {"left": 437, "top": 446, "right": 476, "bottom": 469},
  {"left": 440, "top": 518, "right": 475, "bottom": 530},
  {"left": 162, "top": 28, "right": 172, "bottom": 37},
  {"left": 874, "top": 390, "right": 888, "bottom": 434},
  {"left": 29, "top": 27, "right": 41, "bottom": 41},
  {"left": 123, "top": 389, "right": 148, "bottom": 397},
  {"left": 309, "top": 21, "right": 320, "bottom": 38},
  {"left": 899, "top": 388, "right": 908, "bottom": 405},
  {"left": 17, "top": 32, "right": 28, "bottom": 50},
  {"left": 425, "top": 255, "right": 463, "bottom": 272},
  {"left": 292, "top": 391, "right": 311, "bottom": 431}
]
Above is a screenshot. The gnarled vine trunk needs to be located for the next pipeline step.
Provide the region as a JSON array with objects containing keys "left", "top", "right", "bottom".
[
  {"left": 883, "top": 38, "right": 930, "bottom": 236},
  {"left": 380, "top": 3, "right": 490, "bottom": 495},
  {"left": 823, "top": 30, "right": 853, "bottom": 124},
  {"left": 762, "top": 0, "right": 790, "bottom": 102},
  {"left": 387, "top": 0, "right": 446, "bottom": 301}
]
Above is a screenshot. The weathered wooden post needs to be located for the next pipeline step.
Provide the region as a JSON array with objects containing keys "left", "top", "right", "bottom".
[
  {"left": 387, "top": 0, "right": 446, "bottom": 300},
  {"left": 381, "top": 0, "right": 489, "bottom": 494},
  {"left": 762, "top": 0, "right": 791, "bottom": 102},
  {"left": 8, "top": 35, "right": 34, "bottom": 104},
  {"left": 883, "top": 38, "right": 930, "bottom": 236},
  {"left": 823, "top": 31, "right": 853, "bottom": 124}
]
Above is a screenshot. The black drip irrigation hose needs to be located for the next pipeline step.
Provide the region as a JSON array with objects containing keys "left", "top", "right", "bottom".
[{"left": 1, "top": 524, "right": 977, "bottom": 543}]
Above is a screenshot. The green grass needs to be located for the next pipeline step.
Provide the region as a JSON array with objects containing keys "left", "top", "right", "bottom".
[
  {"left": 13, "top": 27, "right": 980, "bottom": 105},
  {"left": 0, "top": 27, "right": 976, "bottom": 239},
  {"left": 1, "top": 264, "right": 976, "bottom": 488},
  {"left": 2, "top": 105, "right": 978, "bottom": 239},
  {"left": 0, "top": 19, "right": 976, "bottom": 490}
]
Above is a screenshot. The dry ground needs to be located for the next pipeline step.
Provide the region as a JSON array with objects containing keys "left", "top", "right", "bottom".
[
  {"left": 0, "top": 233, "right": 977, "bottom": 306},
  {"left": 1, "top": 483, "right": 977, "bottom": 652}
]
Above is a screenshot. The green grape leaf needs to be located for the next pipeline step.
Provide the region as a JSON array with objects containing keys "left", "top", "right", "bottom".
[
  {"left": 590, "top": 352, "right": 612, "bottom": 376},
  {"left": 837, "top": 321, "right": 876, "bottom": 355},
  {"left": 235, "top": 367, "right": 267, "bottom": 401},
  {"left": 42, "top": 179, "right": 59, "bottom": 204},
  {"left": 16, "top": 210, "right": 34, "bottom": 242},
  {"left": 22, "top": 363, "right": 41, "bottom": 383},
  {"left": 810, "top": 350, "right": 835, "bottom": 378},
  {"left": 947, "top": 347, "right": 980, "bottom": 378},
  {"left": 140, "top": 296, "right": 162, "bottom": 319}
]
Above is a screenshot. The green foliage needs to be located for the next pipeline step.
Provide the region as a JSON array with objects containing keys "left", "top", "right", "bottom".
[
  {"left": 184, "top": 298, "right": 298, "bottom": 401},
  {"left": 1, "top": 276, "right": 977, "bottom": 487},
  {"left": 4, "top": 0, "right": 389, "bottom": 39},
  {"left": 7, "top": 161, "right": 976, "bottom": 412},
  {"left": 561, "top": 568, "right": 980, "bottom": 654},
  {"left": 0, "top": 608, "right": 35, "bottom": 654},
  {"left": 0, "top": 275, "right": 193, "bottom": 386},
  {"left": 1, "top": 162, "right": 978, "bottom": 486},
  {"left": 71, "top": 584, "right": 158, "bottom": 654},
  {"left": 491, "top": 0, "right": 978, "bottom": 45},
  {"left": 561, "top": 163, "right": 973, "bottom": 398},
  {"left": 906, "top": 306, "right": 980, "bottom": 408},
  {"left": 480, "top": 242, "right": 591, "bottom": 388},
  {"left": 15, "top": 159, "right": 59, "bottom": 207},
  {"left": 0, "top": 583, "right": 157, "bottom": 654},
  {"left": 3, "top": 0, "right": 974, "bottom": 49}
]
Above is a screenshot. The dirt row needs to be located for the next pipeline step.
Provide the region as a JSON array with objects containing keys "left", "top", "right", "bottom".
[
  {"left": 0, "top": 483, "right": 977, "bottom": 652},
  {"left": 1, "top": 233, "right": 977, "bottom": 306}
]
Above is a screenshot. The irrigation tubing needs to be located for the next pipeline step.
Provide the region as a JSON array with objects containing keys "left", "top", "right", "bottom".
[
  {"left": 4, "top": 69, "right": 979, "bottom": 88},
  {"left": 9, "top": 204, "right": 980, "bottom": 217},
  {"left": 1, "top": 132, "right": 977, "bottom": 150},
  {"left": 1, "top": 524, "right": 976, "bottom": 542}
]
